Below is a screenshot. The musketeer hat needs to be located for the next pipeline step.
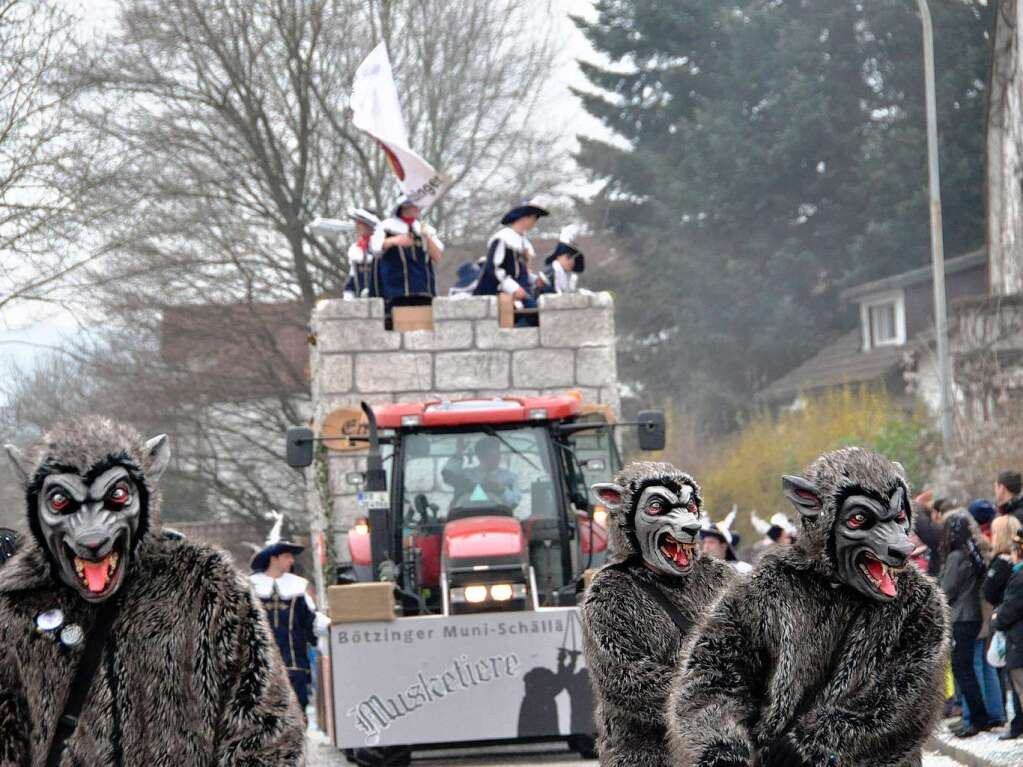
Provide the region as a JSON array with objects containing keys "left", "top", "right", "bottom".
[
  {"left": 250, "top": 512, "right": 305, "bottom": 573},
  {"left": 501, "top": 197, "right": 550, "bottom": 226},
  {"left": 545, "top": 225, "right": 585, "bottom": 273},
  {"left": 349, "top": 207, "right": 381, "bottom": 228},
  {"left": 453, "top": 262, "right": 482, "bottom": 290},
  {"left": 393, "top": 195, "right": 419, "bottom": 217},
  {"left": 699, "top": 508, "right": 740, "bottom": 561}
]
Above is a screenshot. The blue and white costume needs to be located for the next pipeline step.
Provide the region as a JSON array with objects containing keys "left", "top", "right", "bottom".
[
  {"left": 249, "top": 572, "right": 330, "bottom": 709},
  {"left": 371, "top": 215, "right": 444, "bottom": 300},
  {"left": 474, "top": 226, "right": 536, "bottom": 304}
]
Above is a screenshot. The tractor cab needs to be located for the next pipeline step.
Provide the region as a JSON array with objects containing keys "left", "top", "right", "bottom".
[{"left": 333, "top": 394, "right": 661, "bottom": 615}]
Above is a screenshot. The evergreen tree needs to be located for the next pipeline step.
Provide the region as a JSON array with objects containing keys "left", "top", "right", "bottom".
[{"left": 575, "top": 0, "right": 991, "bottom": 432}]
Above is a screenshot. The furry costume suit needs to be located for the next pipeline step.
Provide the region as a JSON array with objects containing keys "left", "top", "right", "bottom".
[
  {"left": 668, "top": 448, "right": 949, "bottom": 767},
  {"left": 0, "top": 418, "right": 305, "bottom": 766},
  {"left": 582, "top": 463, "right": 736, "bottom": 767}
]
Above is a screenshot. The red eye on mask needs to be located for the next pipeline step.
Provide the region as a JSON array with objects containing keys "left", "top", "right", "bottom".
[
  {"left": 847, "top": 513, "right": 867, "bottom": 529},
  {"left": 108, "top": 483, "right": 131, "bottom": 506},
  {"left": 647, "top": 499, "right": 665, "bottom": 515},
  {"left": 687, "top": 501, "right": 698, "bottom": 514},
  {"left": 48, "top": 492, "right": 70, "bottom": 512},
  {"left": 895, "top": 510, "right": 908, "bottom": 524}
]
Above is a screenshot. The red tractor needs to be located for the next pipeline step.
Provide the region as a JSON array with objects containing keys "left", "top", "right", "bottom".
[{"left": 287, "top": 393, "right": 664, "bottom": 763}]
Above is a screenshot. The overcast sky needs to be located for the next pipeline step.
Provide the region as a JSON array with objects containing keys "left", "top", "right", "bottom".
[{"left": 0, "top": 0, "right": 608, "bottom": 393}]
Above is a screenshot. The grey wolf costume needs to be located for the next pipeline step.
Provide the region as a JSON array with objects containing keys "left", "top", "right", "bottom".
[
  {"left": 581, "top": 462, "right": 735, "bottom": 767},
  {"left": 0, "top": 417, "right": 305, "bottom": 766},
  {"left": 669, "top": 447, "right": 949, "bottom": 767}
]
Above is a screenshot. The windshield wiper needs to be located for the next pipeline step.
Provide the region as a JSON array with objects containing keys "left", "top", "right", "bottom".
[{"left": 482, "top": 427, "right": 542, "bottom": 472}]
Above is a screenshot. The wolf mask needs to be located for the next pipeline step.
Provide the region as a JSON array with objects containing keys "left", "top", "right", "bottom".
[
  {"left": 783, "top": 447, "right": 914, "bottom": 602},
  {"left": 592, "top": 461, "right": 703, "bottom": 576},
  {"left": 5, "top": 417, "right": 169, "bottom": 603}
]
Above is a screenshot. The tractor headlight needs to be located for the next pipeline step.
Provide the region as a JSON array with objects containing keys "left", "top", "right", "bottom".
[
  {"left": 489, "top": 583, "right": 513, "bottom": 601},
  {"left": 463, "top": 585, "right": 488, "bottom": 603}
]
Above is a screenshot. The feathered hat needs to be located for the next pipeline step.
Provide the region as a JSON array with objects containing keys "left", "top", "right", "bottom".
[
  {"left": 700, "top": 507, "right": 740, "bottom": 561},
  {"left": 750, "top": 510, "right": 797, "bottom": 542},
  {"left": 348, "top": 207, "right": 381, "bottom": 228},
  {"left": 500, "top": 197, "right": 550, "bottom": 226},
  {"left": 545, "top": 224, "right": 585, "bottom": 273},
  {"left": 250, "top": 511, "right": 305, "bottom": 573}
]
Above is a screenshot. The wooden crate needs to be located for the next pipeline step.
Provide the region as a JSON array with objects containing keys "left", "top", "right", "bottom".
[
  {"left": 392, "top": 305, "right": 434, "bottom": 331},
  {"left": 326, "top": 582, "right": 396, "bottom": 623}
]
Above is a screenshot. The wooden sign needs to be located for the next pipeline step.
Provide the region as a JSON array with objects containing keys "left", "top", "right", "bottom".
[{"left": 322, "top": 407, "right": 370, "bottom": 452}]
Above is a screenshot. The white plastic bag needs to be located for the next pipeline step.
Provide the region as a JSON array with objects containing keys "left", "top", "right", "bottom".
[{"left": 988, "top": 630, "right": 1008, "bottom": 669}]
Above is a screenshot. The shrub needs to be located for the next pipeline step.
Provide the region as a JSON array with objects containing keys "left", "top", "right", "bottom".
[{"left": 684, "top": 388, "right": 934, "bottom": 542}]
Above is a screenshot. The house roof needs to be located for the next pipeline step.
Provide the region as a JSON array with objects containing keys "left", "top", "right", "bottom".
[
  {"left": 755, "top": 330, "right": 905, "bottom": 403},
  {"left": 840, "top": 250, "right": 986, "bottom": 302}
]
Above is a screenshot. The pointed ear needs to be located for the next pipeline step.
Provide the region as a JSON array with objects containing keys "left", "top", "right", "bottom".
[
  {"left": 145, "top": 435, "right": 171, "bottom": 481},
  {"left": 4, "top": 444, "right": 29, "bottom": 485},
  {"left": 782, "top": 474, "right": 822, "bottom": 520},
  {"left": 590, "top": 482, "right": 625, "bottom": 511}
]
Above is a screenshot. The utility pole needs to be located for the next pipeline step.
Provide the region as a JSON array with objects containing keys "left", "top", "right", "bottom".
[{"left": 916, "top": 0, "right": 954, "bottom": 448}]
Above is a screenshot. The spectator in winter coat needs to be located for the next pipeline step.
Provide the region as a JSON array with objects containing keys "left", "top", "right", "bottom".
[
  {"left": 941, "top": 511, "right": 994, "bottom": 736},
  {"left": 992, "top": 528, "right": 1023, "bottom": 740},
  {"left": 970, "top": 499, "right": 998, "bottom": 540},
  {"left": 995, "top": 470, "right": 1023, "bottom": 525},
  {"left": 913, "top": 498, "right": 943, "bottom": 577},
  {"left": 916, "top": 492, "right": 945, "bottom": 576},
  {"left": 956, "top": 511, "right": 1005, "bottom": 729},
  {"left": 986, "top": 515, "right": 1023, "bottom": 740}
]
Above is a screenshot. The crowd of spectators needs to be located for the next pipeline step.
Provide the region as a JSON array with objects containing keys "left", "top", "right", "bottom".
[{"left": 919, "top": 470, "right": 1023, "bottom": 739}]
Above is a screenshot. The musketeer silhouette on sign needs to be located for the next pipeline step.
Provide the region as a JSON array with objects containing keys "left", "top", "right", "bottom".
[{"left": 516, "top": 612, "right": 593, "bottom": 737}]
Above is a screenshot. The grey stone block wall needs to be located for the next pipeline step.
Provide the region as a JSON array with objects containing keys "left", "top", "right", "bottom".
[{"left": 307, "top": 292, "right": 620, "bottom": 559}]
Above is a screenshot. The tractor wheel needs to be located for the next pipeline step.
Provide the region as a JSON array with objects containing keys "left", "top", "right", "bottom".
[
  {"left": 567, "top": 734, "right": 598, "bottom": 759},
  {"left": 350, "top": 746, "right": 412, "bottom": 766}
]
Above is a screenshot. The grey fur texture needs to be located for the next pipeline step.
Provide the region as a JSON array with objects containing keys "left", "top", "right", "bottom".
[
  {"left": 583, "top": 462, "right": 735, "bottom": 766},
  {"left": 0, "top": 418, "right": 305, "bottom": 766},
  {"left": 668, "top": 448, "right": 949, "bottom": 767}
]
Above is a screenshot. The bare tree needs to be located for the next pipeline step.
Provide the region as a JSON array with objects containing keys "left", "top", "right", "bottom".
[
  {"left": 0, "top": 0, "right": 108, "bottom": 317},
  {"left": 49, "top": 0, "right": 562, "bottom": 525}
]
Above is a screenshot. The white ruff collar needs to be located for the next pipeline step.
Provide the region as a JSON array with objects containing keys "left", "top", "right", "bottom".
[
  {"left": 380, "top": 217, "right": 422, "bottom": 236},
  {"left": 250, "top": 571, "right": 310, "bottom": 600},
  {"left": 489, "top": 227, "right": 529, "bottom": 252}
]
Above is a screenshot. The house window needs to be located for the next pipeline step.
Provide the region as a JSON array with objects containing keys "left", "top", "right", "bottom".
[
  {"left": 859, "top": 291, "right": 906, "bottom": 349},
  {"left": 869, "top": 303, "right": 897, "bottom": 345}
]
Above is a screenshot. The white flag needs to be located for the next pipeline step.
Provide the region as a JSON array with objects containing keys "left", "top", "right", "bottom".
[{"left": 351, "top": 43, "right": 447, "bottom": 211}]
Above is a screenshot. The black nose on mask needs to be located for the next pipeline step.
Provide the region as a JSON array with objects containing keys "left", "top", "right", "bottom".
[{"left": 887, "top": 540, "right": 913, "bottom": 565}]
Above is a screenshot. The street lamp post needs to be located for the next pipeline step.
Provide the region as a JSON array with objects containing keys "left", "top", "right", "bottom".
[{"left": 915, "top": 0, "right": 954, "bottom": 448}]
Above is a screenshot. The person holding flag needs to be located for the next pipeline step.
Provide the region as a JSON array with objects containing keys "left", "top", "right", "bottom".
[
  {"left": 371, "top": 196, "right": 444, "bottom": 302},
  {"left": 350, "top": 41, "right": 448, "bottom": 307}
]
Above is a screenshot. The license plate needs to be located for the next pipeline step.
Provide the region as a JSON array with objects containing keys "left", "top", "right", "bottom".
[{"left": 357, "top": 491, "right": 389, "bottom": 508}]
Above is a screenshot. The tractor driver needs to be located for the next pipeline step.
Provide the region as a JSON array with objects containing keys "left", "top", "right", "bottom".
[{"left": 443, "top": 435, "right": 521, "bottom": 511}]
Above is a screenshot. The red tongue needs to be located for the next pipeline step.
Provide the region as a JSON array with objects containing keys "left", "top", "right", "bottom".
[
  {"left": 82, "top": 559, "right": 110, "bottom": 593},
  {"left": 675, "top": 547, "right": 689, "bottom": 568},
  {"left": 866, "top": 559, "right": 897, "bottom": 597}
]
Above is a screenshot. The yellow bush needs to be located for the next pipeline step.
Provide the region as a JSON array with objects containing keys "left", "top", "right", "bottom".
[{"left": 684, "top": 388, "right": 931, "bottom": 543}]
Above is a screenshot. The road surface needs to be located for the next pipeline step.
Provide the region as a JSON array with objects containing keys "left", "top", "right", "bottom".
[{"left": 306, "top": 731, "right": 967, "bottom": 766}]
